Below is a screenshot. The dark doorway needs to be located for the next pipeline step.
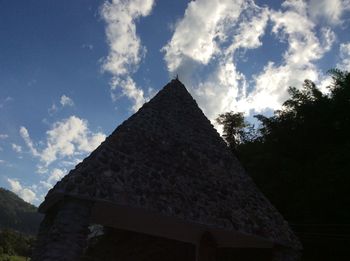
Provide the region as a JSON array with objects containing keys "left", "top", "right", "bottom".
[{"left": 81, "top": 227, "right": 196, "bottom": 261}]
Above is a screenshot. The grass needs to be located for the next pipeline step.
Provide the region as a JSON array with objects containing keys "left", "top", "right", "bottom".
[{"left": 0, "top": 255, "right": 28, "bottom": 261}]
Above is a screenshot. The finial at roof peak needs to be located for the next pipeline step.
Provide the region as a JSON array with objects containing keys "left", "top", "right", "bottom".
[
  {"left": 171, "top": 74, "right": 183, "bottom": 85},
  {"left": 172, "top": 74, "right": 180, "bottom": 81}
]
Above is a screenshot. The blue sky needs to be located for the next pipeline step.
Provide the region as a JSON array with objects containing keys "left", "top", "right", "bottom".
[{"left": 1, "top": 0, "right": 350, "bottom": 205}]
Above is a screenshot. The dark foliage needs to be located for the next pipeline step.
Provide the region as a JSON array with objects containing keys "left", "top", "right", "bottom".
[
  {"left": 217, "top": 69, "right": 350, "bottom": 224},
  {"left": 0, "top": 188, "right": 42, "bottom": 235},
  {"left": 217, "top": 69, "right": 350, "bottom": 259},
  {"left": 0, "top": 229, "right": 34, "bottom": 257}
]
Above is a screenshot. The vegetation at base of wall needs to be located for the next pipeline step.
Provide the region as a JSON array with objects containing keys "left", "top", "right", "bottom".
[
  {"left": 0, "top": 254, "right": 28, "bottom": 261},
  {"left": 0, "top": 229, "right": 34, "bottom": 259},
  {"left": 0, "top": 188, "right": 42, "bottom": 236}
]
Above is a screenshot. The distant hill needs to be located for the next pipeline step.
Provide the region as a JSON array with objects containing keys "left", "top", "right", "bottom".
[{"left": 0, "top": 188, "right": 42, "bottom": 235}]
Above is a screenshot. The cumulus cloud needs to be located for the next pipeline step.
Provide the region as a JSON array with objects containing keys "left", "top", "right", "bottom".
[
  {"left": 101, "top": 0, "right": 155, "bottom": 111},
  {"left": 20, "top": 116, "right": 106, "bottom": 167},
  {"left": 60, "top": 95, "right": 74, "bottom": 107},
  {"left": 162, "top": 0, "right": 270, "bottom": 121},
  {"left": 162, "top": 0, "right": 246, "bottom": 73},
  {"left": 162, "top": 0, "right": 338, "bottom": 122},
  {"left": 246, "top": 1, "right": 336, "bottom": 111},
  {"left": 226, "top": 5, "right": 270, "bottom": 54},
  {"left": 7, "top": 178, "right": 36, "bottom": 203}
]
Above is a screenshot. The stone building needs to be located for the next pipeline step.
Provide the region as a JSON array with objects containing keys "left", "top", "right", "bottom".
[{"left": 33, "top": 79, "right": 301, "bottom": 260}]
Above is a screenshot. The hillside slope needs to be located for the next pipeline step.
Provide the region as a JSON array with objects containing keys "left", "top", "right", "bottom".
[{"left": 0, "top": 188, "right": 42, "bottom": 235}]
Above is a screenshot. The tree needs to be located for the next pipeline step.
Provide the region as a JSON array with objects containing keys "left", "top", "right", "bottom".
[
  {"left": 216, "top": 112, "right": 253, "bottom": 151},
  {"left": 217, "top": 70, "right": 350, "bottom": 224},
  {"left": 0, "top": 229, "right": 34, "bottom": 258},
  {"left": 217, "top": 70, "right": 350, "bottom": 261}
]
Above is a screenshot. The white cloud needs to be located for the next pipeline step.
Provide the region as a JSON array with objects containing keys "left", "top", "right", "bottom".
[
  {"left": 7, "top": 178, "right": 36, "bottom": 203},
  {"left": 11, "top": 143, "right": 22, "bottom": 153},
  {"left": 270, "top": 1, "right": 332, "bottom": 65},
  {"left": 239, "top": 0, "right": 336, "bottom": 112},
  {"left": 0, "top": 134, "right": 8, "bottom": 139},
  {"left": 248, "top": 62, "right": 320, "bottom": 111},
  {"left": 21, "top": 116, "right": 106, "bottom": 167},
  {"left": 47, "top": 168, "right": 65, "bottom": 184},
  {"left": 20, "top": 127, "right": 40, "bottom": 157},
  {"left": 191, "top": 59, "right": 247, "bottom": 120},
  {"left": 40, "top": 168, "right": 66, "bottom": 189},
  {"left": 110, "top": 76, "right": 145, "bottom": 112},
  {"left": 317, "top": 41, "right": 350, "bottom": 94},
  {"left": 101, "top": 0, "right": 155, "bottom": 111},
  {"left": 162, "top": 0, "right": 269, "bottom": 122},
  {"left": 162, "top": 0, "right": 246, "bottom": 73},
  {"left": 49, "top": 95, "right": 74, "bottom": 116},
  {"left": 308, "top": 0, "right": 350, "bottom": 25},
  {"left": 0, "top": 159, "right": 5, "bottom": 164},
  {"left": 162, "top": 0, "right": 339, "bottom": 122},
  {"left": 226, "top": 5, "right": 270, "bottom": 53},
  {"left": 338, "top": 42, "right": 350, "bottom": 70},
  {"left": 60, "top": 95, "right": 74, "bottom": 107}
]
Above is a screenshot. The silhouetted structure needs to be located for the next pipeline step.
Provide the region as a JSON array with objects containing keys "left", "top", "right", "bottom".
[{"left": 33, "top": 79, "right": 301, "bottom": 260}]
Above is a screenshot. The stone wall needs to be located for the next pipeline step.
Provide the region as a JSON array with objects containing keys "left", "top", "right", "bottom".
[{"left": 33, "top": 198, "right": 92, "bottom": 261}]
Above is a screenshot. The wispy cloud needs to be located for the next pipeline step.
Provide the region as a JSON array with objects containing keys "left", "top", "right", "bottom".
[
  {"left": 0, "top": 96, "right": 13, "bottom": 109},
  {"left": 338, "top": 42, "right": 350, "bottom": 70},
  {"left": 82, "top": 43, "right": 94, "bottom": 50},
  {"left": 11, "top": 143, "right": 22, "bottom": 153},
  {"left": 48, "top": 95, "right": 75, "bottom": 116},
  {"left": 308, "top": 0, "right": 350, "bottom": 25},
  {"left": 20, "top": 127, "right": 40, "bottom": 156},
  {"left": 246, "top": 1, "right": 336, "bottom": 112},
  {"left": 40, "top": 168, "right": 66, "bottom": 189},
  {"left": 100, "top": 0, "right": 155, "bottom": 111},
  {"left": 20, "top": 116, "right": 106, "bottom": 168},
  {"left": 60, "top": 95, "right": 74, "bottom": 107},
  {"left": 0, "top": 134, "right": 8, "bottom": 139}
]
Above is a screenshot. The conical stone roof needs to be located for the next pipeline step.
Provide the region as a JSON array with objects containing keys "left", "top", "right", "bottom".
[{"left": 39, "top": 79, "right": 300, "bottom": 249}]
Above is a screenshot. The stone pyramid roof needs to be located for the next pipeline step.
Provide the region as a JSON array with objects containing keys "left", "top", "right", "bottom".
[{"left": 39, "top": 79, "right": 300, "bottom": 250}]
